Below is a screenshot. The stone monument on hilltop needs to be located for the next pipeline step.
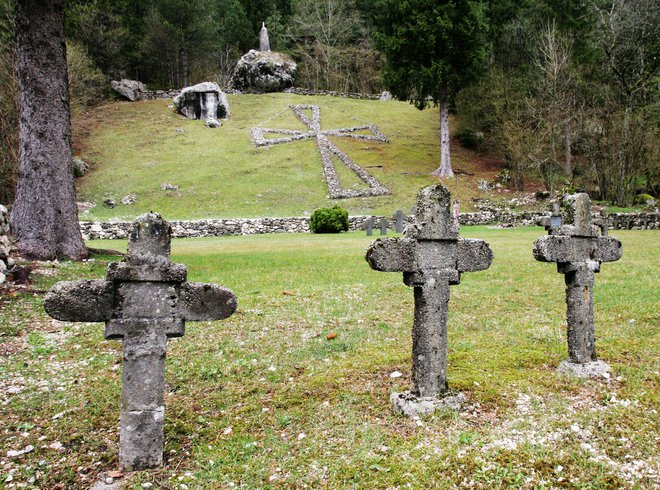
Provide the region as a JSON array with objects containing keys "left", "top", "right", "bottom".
[
  {"left": 230, "top": 22, "right": 296, "bottom": 93},
  {"left": 366, "top": 184, "right": 493, "bottom": 416},
  {"left": 534, "top": 194, "right": 622, "bottom": 378},
  {"left": 259, "top": 22, "right": 270, "bottom": 52},
  {"left": 44, "top": 213, "right": 237, "bottom": 471},
  {"left": 173, "top": 81, "right": 231, "bottom": 128}
]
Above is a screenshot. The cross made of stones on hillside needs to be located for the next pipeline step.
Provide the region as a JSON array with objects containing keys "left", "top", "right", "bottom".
[
  {"left": 251, "top": 104, "right": 390, "bottom": 199},
  {"left": 45, "top": 213, "right": 237, "bottom": 471},
  {"left": 366, "top": 184, "right": 493, "bottom": 415},
  {"left": 534, "top": 193, "right": 622, "bottom": 378}
]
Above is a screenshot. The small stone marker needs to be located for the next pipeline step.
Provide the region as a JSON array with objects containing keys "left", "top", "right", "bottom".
[
  {"left": 365, "top": 217, "right": 374, "bottom": 236},
  {"left": 595, "top": 208, "right": 609, "bottom": 236},
  {"left": 392, "top": 209, "right": 406, "bottom": 233},
  {"left": 452, "top": 199, "right": 460, "bottom": 227},
  {"left": 533, "top": 194, "right": 622, "bottom": 378},
  {"left": 44, "top": 213, "right": 237, "bottom": 471},
  {"left": 366, "top": 184, "right": 493, "bottom": 415},
  {"left": 379, "top": 217, "right": 388, "bottom": 235}
]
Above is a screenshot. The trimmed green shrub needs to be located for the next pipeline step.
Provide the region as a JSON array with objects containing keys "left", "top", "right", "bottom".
[{"left": 310, "top": 205, "right": 349, "bottom": 233}]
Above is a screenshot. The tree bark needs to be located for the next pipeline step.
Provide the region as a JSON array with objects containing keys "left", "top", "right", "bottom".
[
  {"left": 431, "top": 98, "right": 454, "bottom": 178},
  {"left": 10, "top": 0, "right": 88, "bottom": 260},
  {"left": 564, "top": 123, "right": 572, "bottom": 177}
]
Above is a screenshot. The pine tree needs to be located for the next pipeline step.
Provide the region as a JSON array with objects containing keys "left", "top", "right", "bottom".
[{"left": 373, "top": 0, "right": 489, "bottom": 178}]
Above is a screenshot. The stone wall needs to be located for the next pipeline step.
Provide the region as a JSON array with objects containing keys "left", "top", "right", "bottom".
[
  {"left": 284, "top": 88, "right": 383, "bottom": 100},
  {"left": 140, "top": 89, "right": 180, "bottom": 100},
  {"left": 0, "top": 205, "right": 15, "bottom": 284},
  {"left": 80, "top": 211, "right": 659, "bottom": 240},
  {"left": 139, "top": 87, "right": 386, "bottom": 101}
]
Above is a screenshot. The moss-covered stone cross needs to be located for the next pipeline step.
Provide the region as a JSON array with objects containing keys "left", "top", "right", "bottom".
[
  {"left": 366, "top": 184, "right": 493, "bottom": 399},
  {"left": 44, "top": 213, "right": 237, "bottom": 471},
  {"left": 533, "top": 194, "right": 622, "bottom": 370}
]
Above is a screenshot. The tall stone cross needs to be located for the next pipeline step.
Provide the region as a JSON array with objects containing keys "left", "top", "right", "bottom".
[
  {"left": 366, "top": 184, "right": 493, "bottom": 399},
  {"left": 44, "top": 213, "right": 237, "bottom": 471},
  {"left": 533, "top": 194, "right": 622, "bottom": 371},
  {"left": 251, "top": 104, "right": 390, "bottom": 198}
]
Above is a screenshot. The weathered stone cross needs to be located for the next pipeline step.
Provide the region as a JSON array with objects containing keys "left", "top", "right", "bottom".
[
  {"left": 251, "top": 104, "right": 390, "bottom": 198},
  {"left": 366, "top": 184, "right": 493, "bottom": 404},
  {"left": 44, "top": 213, "right": 237, "bottom": 471},
  {"left": 533, "top": 194, "right": 622, "bottom": 374}
]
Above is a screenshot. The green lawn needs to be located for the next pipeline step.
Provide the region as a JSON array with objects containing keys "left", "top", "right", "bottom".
[
  {"left": 0, "top": 228, "right": 658, "bottom": 488},
  {"left": 74, "top": 94, "right": 512, "bottom": 221}
]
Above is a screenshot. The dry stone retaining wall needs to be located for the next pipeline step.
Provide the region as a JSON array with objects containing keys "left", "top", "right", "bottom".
[
  {"left": 80, "top": 212, "right": 658, "bottom": 240},
  {"left": 0, "top": 205, "right": 15, "bottom": 284},
  {"left": 139, "top": 87, "right": 386, "bottom": 101},
  {"left": 140, "top": 89, "right": 179, "bottom": 100}
]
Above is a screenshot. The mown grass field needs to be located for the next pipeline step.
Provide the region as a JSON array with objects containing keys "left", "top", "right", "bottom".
[
  {"left": 0, "top": 227, "right": 658, "bottom": 488},
  {"left": 73, "top": 94, "right": 515, "bottom": 221}
]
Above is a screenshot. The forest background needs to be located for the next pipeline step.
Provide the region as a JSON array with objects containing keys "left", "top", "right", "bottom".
[{"left": 0, "top": 0, "right": 657, "bottom": 208}]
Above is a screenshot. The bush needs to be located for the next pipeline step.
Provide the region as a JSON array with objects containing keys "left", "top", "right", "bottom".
[
  {"left": 457, "top": 128, "right": 484, "bottom": 149},
  {"left": 634, "top": 193, "right": 656, "bottom": 206},
  {"left": 310, "top": 205, "right": 349, "bottom": 233},
  {"left": 67, "top": 41, "right": 108, "bottom": 108}
]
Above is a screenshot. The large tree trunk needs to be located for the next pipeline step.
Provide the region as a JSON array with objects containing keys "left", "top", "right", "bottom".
[
  {"left": 431, "top": 98, "right": 454, "bottom": 178},
  {"left": 10, "top": 0, "right": 88, "bottom": 260}
]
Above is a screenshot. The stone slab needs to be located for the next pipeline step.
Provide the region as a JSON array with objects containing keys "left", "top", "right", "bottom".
[
  {"left": 557, "top": 360, "right": 612, "bottom": 379},
  {"left": 390, "top": 391, "right": 467, "bottom": 417}
]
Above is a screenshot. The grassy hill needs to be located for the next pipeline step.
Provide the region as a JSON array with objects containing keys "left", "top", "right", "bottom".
[{"left": 73, "top": 93, "right": 523, "bottom": 221}]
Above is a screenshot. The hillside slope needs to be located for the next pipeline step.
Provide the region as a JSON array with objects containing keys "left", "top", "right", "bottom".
[{"left": 73, "top": 93, "right": 528, "bottom": 221}]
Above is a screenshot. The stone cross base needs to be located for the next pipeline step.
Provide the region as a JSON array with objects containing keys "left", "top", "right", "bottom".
[
  {"left": 390, "top": 391, "right": 467, "bottom": 417},
  {"left": 557, "top": 360, "right": 612, "bottom": 379}
]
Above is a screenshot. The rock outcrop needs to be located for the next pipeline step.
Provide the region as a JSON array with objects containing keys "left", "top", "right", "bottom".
[
  {"left": 231, "top": 50, "right": 296, "bottom": 93},
  {"left": 173, "top": 82, "right": 230, "bottom": 127},
  {"left": 111, "top": 79, "right": 147, "bottom": 101}
]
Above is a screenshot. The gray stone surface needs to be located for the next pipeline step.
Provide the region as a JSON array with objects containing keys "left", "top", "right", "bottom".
[
  {"left": 111, "top": 79, "right": 147, "bottom": 101},
  {"left": 533, "top": 194, "right": 622, "bottom": 366},
  {"left": 366, "top": 184, "right": 493, "bottom": 398},
  {"left": 379, "top": 217, "right": 388, "bottom": 235},
  {"left": 173, "top": 82, "right": 230, "bottom": 124},
  {"left": 390, "top": 391, "right": 467, "bottom": 417},
  {"left": 44, "top": 213, "right": 237, "bottom": 472},
  {"left": 393, "top": 210, "right": 406, "bottom": 233},
  {"left": 365, "top": 217, "right": 373, "bottom": 236},
  {"left": 259, "top": 22, "right": 270, "bottom": 52},
  {"left": 231, "top": 50, "right": 296, "bottom": 93},
  {"left": 72, "top": 157, "right": 88, "bottom": 177},
  {"left": 557, "top": 360, "right": 612, "bottom": 379},
  {"left": 0, "top": 204, "right": 14, "bottom": 285}
]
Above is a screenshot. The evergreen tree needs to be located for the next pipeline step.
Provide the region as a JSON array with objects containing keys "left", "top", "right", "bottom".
[{"left": 373, "top": 0, "right": 489, "bottom": 178}]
